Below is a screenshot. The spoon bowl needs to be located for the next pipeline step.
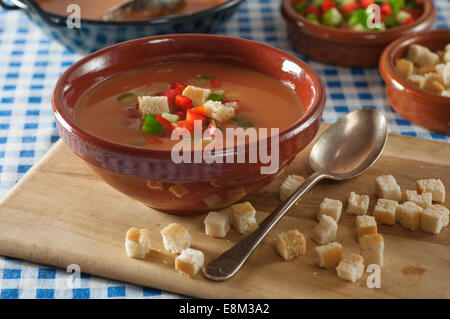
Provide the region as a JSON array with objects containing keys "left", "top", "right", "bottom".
[
  {"left": 310, "top": 108, "right": 387, "bottom": 180},
  {"left": 203, "top": 108, "right": 388, "bottom": 281},
  {"left": 102, "top": 0, "right": 185, "bottom": 20}
]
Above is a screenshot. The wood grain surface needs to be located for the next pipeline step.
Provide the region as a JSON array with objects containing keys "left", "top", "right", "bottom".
[{"left": 0, "top": 123, "right": 448, "bottom": 298}]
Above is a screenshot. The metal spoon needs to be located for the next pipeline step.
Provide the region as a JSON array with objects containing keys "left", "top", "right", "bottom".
[
  {"left": 203, "top": 108, "right": 388, "bottom": 281},
  {"left": 102, "top": 0, "right": 185, "bottom": 21}
]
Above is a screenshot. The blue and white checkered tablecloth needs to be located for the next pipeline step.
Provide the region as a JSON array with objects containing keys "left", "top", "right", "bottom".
[{"left": 0, "top": 0, "right": 448, "bottom": 299}]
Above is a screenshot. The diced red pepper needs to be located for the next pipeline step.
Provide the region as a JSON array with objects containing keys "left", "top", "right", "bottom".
[
  {"left": 209, "top": 79, "right": 222, "bottom": 88},
  {"left": 360, "top": 0, "right": 374, "bottom": 9},
  {"left": 155, "top": 115, "right": 173, "bottom": 135},
  {"left": 305, "top": 5, "right": 321, "bottom": 18},
  {"left": 175, "top": 94, "right": 193, "bottom": 110},
  {"left": 171, "top": 82, "right": 186, "bottom": 94},
  {"left": 162, "top": 89, "right": 177, "bottom": 107},
  {"left": 172, "top": 120, "right": 194, "bottom": 134},
  {"left": 403, "top": 16, "right": 414, "bottom": 25},
  {"left": 381, "top": 2, "right": 392, "bottom": 15},
  {"left": 340, "top": 1, "right": 359, "bottom": 13},
  {"left": 186, "top": 109, "right": 207, "bottom": 124},
  {"left": 205, "top": 120, "right": 217, "bottom": 137},
  {"left": 176, "top": 111, "right": 185, "bottom": 120},
  {"left": 321, "top": 0, "right": 336, "bottom": 12},
  {"left": 146, "top": 137, "right": 163, "bottom": 145},
  {"left": 189, "top": 105, "right": 208, "bottom": 116}
]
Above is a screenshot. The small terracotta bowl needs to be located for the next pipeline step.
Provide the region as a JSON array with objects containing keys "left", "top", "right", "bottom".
[
  {"left": 52, "top": 34, "right": 326, "bottom": 214},
  {"left": 281, "top": 0, "right": 436, "bottom": 68},
  {"left": 379, "top": 29, "right": 450, "bottom": 135}
]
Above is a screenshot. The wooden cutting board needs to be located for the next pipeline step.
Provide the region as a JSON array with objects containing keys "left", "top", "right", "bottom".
[{"left": 0, "top": 123, "right": 449, "bottom": 299}]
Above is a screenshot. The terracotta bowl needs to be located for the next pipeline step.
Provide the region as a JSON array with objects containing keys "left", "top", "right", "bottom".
[
  {"left": 281, "top": 0, "right": 436, "bottom": 68},
  {"left": 52, "top": 34, "right": 326, "bottom": 214},
  {"left": 379, "top": 29, "right": 450, "bottom": 135},
  {"left": 1, "top": 0, "right": 243, "bottom": 54}
]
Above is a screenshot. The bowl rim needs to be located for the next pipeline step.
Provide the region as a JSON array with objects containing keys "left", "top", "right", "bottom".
[
  {"left": 52, "top": 34, "right": 326, "bottom": 158},
  {"left": 24, "top": 0, "right": 243, "bottom": 26},
  {"left": 379, "top": 29, "right": 450, "bottom": 108},
  {"left": 281, "top": 0, "right": 436, "bottom": 44}
]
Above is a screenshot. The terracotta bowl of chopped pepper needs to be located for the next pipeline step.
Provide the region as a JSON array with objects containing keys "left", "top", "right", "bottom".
[
  {"left": 281, "top": 0, "right": 436, "bottom": 67},
  {"left": 52, "top": 34, "right": 326, "bottom": 214},
  {"left": 379, "top": 29, "right": 450, "bottom": 135}
]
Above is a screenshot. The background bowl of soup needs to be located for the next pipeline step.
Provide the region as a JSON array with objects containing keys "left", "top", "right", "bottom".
[
  {"left": 1, "top": 0, "right": 243, "bottom": 54},
  {"left": 281, "top": 0, "right": 436, "bottom": 67},
  {"left": 52, "top": 34, "right": 326, "bottom": 214}
]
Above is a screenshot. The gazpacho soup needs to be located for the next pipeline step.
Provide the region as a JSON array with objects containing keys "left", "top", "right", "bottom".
[
  {"left": 36, "top": 0, "right": 228, "bottom": 20},
  {"left": 74, "top": 61, "right": 304, "bottom": 152}
]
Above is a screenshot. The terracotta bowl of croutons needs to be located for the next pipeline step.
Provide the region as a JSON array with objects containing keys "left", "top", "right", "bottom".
[
  {"left": 379, "top": 29, "right": 450, "bottom": 135},
  {"left": 281, "top": 0, "right": 436, "bottom": 68},
  {"left": 52, "top": 34, "right": 326, "bottom": 214}
]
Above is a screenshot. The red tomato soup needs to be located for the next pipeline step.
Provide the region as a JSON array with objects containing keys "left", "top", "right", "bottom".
[
  {"left": 37, "top": 0, "right": 227, "bottom": 20},
  {"left": 74, "top": 61, "right": 304, "bottom": 151}
]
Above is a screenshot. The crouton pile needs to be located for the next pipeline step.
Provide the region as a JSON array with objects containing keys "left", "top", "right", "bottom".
[
  {"left": 124, "top": 173, "right": 447, "bottom": 283},
  {"left": 395, "top": 43, "right": 450, "bottom": 97}
]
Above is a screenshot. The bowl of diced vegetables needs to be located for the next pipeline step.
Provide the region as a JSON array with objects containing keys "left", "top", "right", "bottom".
[{"left": 281, "top": 0, "right": 436, "bottom": 67}]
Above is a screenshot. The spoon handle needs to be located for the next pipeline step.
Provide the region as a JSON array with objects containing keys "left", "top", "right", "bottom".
[{"left": 203, "top": 171, "right": 327, "bottom": 281}]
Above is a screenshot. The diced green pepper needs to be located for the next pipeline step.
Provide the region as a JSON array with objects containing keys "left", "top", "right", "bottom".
[
  {"left": 389, "top": 0, "right": 405, "bottom": 13},
  {"left": 383, "top": 15, "right": 397, "bottom": 27},
  {"left": 236, "top": 122, "right": 254, "bottom": 128},
  {"left": 321, "top": 8, "right": 343, "bottom": 27},
  {"left": 161, "top": 112, "right": 179, "bottom": 123},
  {"left": 312, "top": 0, "right": 325, "bottom": 5},
  {"left": 141, "top": 115, "right": 163, "bottom": 135},
  {"left": 294, "top": 2, "right": 308, "bottom": 13},
  {"left": 306, "top": 13, "right": 320, "bottom": 23},
  {"left": 207, "top": 93, "right": 225, "bottom": 101},
  {"left": 195, "top": 74, "right": 213, "bottom": 83},
  {"left": 117, "top": 93, "right": 135, "bottom": 103},
  {"left": 347, "top": 9, "right": 368, "bottom": 27}
]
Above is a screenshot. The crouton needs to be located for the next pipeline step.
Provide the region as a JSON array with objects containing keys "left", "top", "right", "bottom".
[
  {"left": 175, "top": 248, "right": 205, "bottom": 277},
  {"left": 317, "top": 198, "right": 343, "bottom": 222},
  {"left": 336, "top": 252, "right": 365, "bottom": 282},
  {"left": 406, "top": 44, "right": 440, "bottom": 67},
  {"left": 347, "top": 192, "right": 370, "bottom": 215},
  {"left": 202, "top": 100, "right": 235, "bottom": 122},
  {"left": 421, "top": 73, "right": 445, "bottom": 94},
  {"left": 312, "top": 215, "right": 338, "bottom": 245},
  {"left": 442, "top": 90, "right": 450, "bottom": 97},
  {"left": 373, "top": 198, "right": 398, "bottom": 225},
  {"left": 356, "top": 215, "right": 377, "bottom": 240},
  {"left": 418, "top": 65, "right": 437, "bottom": 75},
  {"left": 204, "top": 211, "right": 230, "bottom": 238},
  {"left": 125, "top": 227, "right": 151, "bottom": 259},
  {"left": 375, "top": 175, "right": 401, "bottom": 201},
  {"left": 275, "top": 229, "right": 307, "bottom": 261},
  {"left": 360, "top": 233, "right": 384, "bottom": 267},
  {"left": 231, "top": 201, "right": 258, "bottom": 234},
  {"left": 407, "top": 74, "right": 425, "bottom": 87},
  {"left": 416, "top": 178, "right": 446, "bottom": 203},
  {"left": 202, "top": 194, "right": 225, "bottom": 209},
  {"left": 445, "top": 50, "right": 450, "bottom": 63},
  {"left": 138, "top": 96, "right": 169, "bottom": 118},
  {"left": 169, "top": 184, "right": 190, "bottom": 198},
  {"left": 314, "top": 242, "right": 342, "bottom": 269},
  {"left": 146, "top": 180, "right": 164, "bottom": 190},
  {"left": 396, "top": 201, "right": 423, "bottom": 231},
  {"left": 160, "top": 223, "right": 191, "bottom": 254},
  {"left": 395, "top": 58, "right": 414, "bottom": 78},
  {"left": 443, "top": 63, "right": 450, "bottom": 87},
  {"left": 404, "top": 190, "right": 432, "bottom": 208},
  {"left": 420, "top": 204, "right": 449, "bottom": 234},
  {"left": 279, "top": 175, "right": 305, "bottom": 202},
  {"left": 181, "top": 85, "right": 211, "bottom": 106}
]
